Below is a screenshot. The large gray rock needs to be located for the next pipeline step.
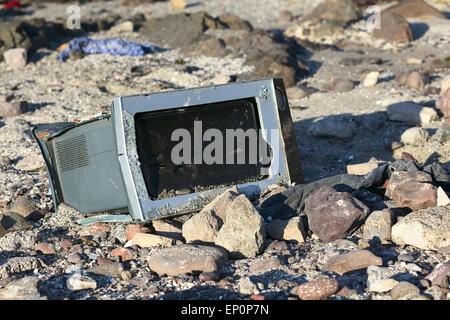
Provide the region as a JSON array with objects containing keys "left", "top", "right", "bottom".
[
  {"left": 265, "top": 216, "right": 306, "bottom": 243},
  {"left": 386, "top": 102, "right": 438, "bottom": 125},
  {"left": 147, "top": 244, "right": 228, "bottom": 276},
  {"left": 215, "top": 194, "right": 265, "bottom": 259},
  {"left": 182, "top": 187, "right": 239, "bottom": 244},
  {"left": 383, "top": 0, "right": 446, "bottom": 20},
  {"left": 385, "top": 171, "right": 437, "bottom": 210},
  {"left": 0, "top": 277, "right": 45, "bottom": 300},
  {"left": 307, "top": 118, "right": 358, "bottom": 139},
  {"left": 304, "top": 186, "right": 370, "bottom": 242},
  {"left": 86, "top": 262, "right": 124, "bottom": 278},
  {"left": 303, "top": 0, "right": 361, "bottom": 24},
  {"left": 391, "top": 206, "right": 450, "bottom": 251},
  {"left": 0, "top": 211, "right": 33, "bottom": 238}
]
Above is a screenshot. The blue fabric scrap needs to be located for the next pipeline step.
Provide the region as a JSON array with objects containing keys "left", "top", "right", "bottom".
[{"left": 58, "top": 37, "right": 160, "bottom": 61}]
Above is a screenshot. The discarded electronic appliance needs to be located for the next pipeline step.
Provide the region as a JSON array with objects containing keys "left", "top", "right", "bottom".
[{"left": 33, "top": 78, "right": 304, "bottom": 221}]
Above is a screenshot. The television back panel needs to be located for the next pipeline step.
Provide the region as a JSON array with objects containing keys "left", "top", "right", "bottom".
[{"left": 52, "top": 117, "right": 128, "bottom": 214}]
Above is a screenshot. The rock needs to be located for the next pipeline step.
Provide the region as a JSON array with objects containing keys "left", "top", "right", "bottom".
[
  {"left": 3, "top": 48, "right": 27, "bottom": 69},
  {"left": 308, "top": 118, "right": 357, "bottom": 139},
  {"left": 88, "top": 222, "right": 111, "bottom": 235},
  {"left": 433, "top": 124, "right": 450, "bottom": 143},
  {"left": 140, "top": 12, "right": 219, "bottom": 48},
  {"left": 209, "top": 74, "right": 232, "bottom": 85},
  {"left": 400, "top": 127, "right": 429, "bottom": 145},
  {"left": 390, "top": 281, "right": 420, "bottom": 300},
  {"left": 279, "top": 10, "right": 293, "bottom": 22},
  {"left": 0, "top": 277, "right": 44, "bottom": 300},
  {"left": 199, "top": 187, "right": 240, "bottom": 222},
  {"left": 383, "top": 0, "right": 446, "bottom": 20},
  {"left": 0, "top": 211, "right": 33, "bottom": 237},
  {"left": 0, "top": 101, "right": 28, "bottom": 118},
  {"left": 304, "top": 186, "right": 370, "bottom": 242},
  {"left": 183, "top": 38, "right": 230, "bottom": 58},
  {"left": 249, "top": 256, "right": 283, "bottom": 273},
  {"left": 66, "top": 273, "right": 97, "bottom": 291},
  {"left": 170, "top": 0, "right": 186, "bottom": 10},
  {"left": 238, "top": 276, "right": 259, "bottom": 295},
  {"left": 0, "top": 257, "right": 41, "bottom": 277},
  {"left": 35, "top": 242, "right": 56, "bottom": 255},
  {"left": 286, "top": 85, "right": 317, "bottom": 100},
  {"left": 363, "top": 209, "right": 393, "bottom": 242},
  {"left": 303, "top": 0, "right": 361, "bottom": 24},
  {"left": 67, "top": 252, "right": 82, "bottom": 264},
  {"left": 386, "top": 102, "right": 438, "bottom": 125},
  {"left": 7, "top": 196, "right": 38, "bottom": 218},
  {"left": 398, "top": 254, "right": 414, "bottom": 263},
  {"left": 147, "top": 244, "right": 228, "bottom": 276},
  {"left": 126, "top": 224, "right": 151, "bottom": 241},
  {"left": 441, "top": 75, "right": 450, "bottom": 96},
  {"left": 109, "top": 21, "right": 134, "bottom": 33},
  {"left": 217, "top": 13, "right": 253, "bottom": 31},
  {"left": 265, "top": 217, "right": 306, "bottom": 243},
  {"left": 366, "top": 266, "right": 399, "bottom": 292},
  {"left": 425, "top": 261, "right": 450, "bottom": 286},
  {"left": 406, "top": 58, "right": 423, "bottom": 65},
  {"left": 86, "top": 262, "right": 124, "bottom": 278},
  {"left": 297, "top": 278, "right": 340, "bottom": 300},
  {"left": 215, "top": 194, "right": 265, "bottom": 259},
  {"left": 391, "top": 206, "right": 450, "bottom": 251},
  {"left": 437, "top": 187, "right": 450, "bottom": 207},
  {"left": 199, "top": 271, "right": 219, "bottom": 282},
  {"left": 405, "top": 71, "right": 430, "bottom": 91},
  {"left": 438, "top": 88, "right": 450, "bottom": 118},
  {"left": 363, "top": 71, "right": 379, "bottom": 87},
  {"left": 324, "top": 79, "right": 355, "bottom": 92},
  {"left": 347, "top": 162, "right": 378, "bottom": 175},
  {"left": 0, "top": 155, "right": 10, "bottom": 167},
  {"left": 372, "top": 12, "right": 414, "bottom": 43},
  {"left": 385, "top": 171, "right": 437, "bottom": 210},
  {"left": 129, "top": 232, "right": 174, "bottom": 248},
  {"left": 151, "top": 220, "right": 183, "bottom": 240},
  {"left": 15, "top": 154, "right": 44, "bottom": 171},
  {"left": 323, "top": 250, "right": 383, "bottom": 274},
  {"left": 182, "top": 211, "right": 222, "bottom": 244},
  {"left": 110, "top": 247, "right": 135, "bottom": 261}
]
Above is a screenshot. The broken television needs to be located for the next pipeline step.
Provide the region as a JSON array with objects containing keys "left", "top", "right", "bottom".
[{"left": 33, "top": 78, "right": 303, "bottom": 221}]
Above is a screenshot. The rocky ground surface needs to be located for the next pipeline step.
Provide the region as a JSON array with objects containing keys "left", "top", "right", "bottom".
[{"left": 0, "top": 0, "right": 450, "bottom": 300}]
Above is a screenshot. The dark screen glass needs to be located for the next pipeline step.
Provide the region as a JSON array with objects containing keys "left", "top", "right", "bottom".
[{"left": 134, "top": 98, "right": 271, "bottom": 198}]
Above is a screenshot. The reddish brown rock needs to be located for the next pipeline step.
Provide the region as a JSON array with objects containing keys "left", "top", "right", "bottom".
[
  {"left": 297, "top": 278, "right": 340, "bottom": 300},
  {"left": 34, "top": 242, "right": 56, "bottom": 255},
  {"left": 372, "top": 12, "right": 414, "bottom": 43},
  {"left": 425, "top": 260, "right": 450, "bottom": 287},
  {"left": 110, "top": 247, "right": 135, "bottom": 261},
  {"left": 97, "top": 257, "right": 114, "bottom": 266},
  {"left": 126, "top": 224, "right": 151, "bottom": 241},
  {"left": 405, "top": 71, "right": 430, "bottom": 91},
  {"left": 323, "top": 250, "right": 383, "bottom": 274},
  {"left": 438, "top": 87, "right": 450, "bottom": 119},
  {"left": 249, "top": 256, "right": 283, "bottom": 273},
  {"left": 88, "top": 222, "right": 111, "bottom": 235},
  {"left": 147, "top": 244, "right": 228, "bottom": 276},
  {"left": 385, "top": 171, "right": 437, "bottom": 210},
  {"left": 304, "top": 186, "right": 370, "bottom": 242},
  {"left": 60, "top": 239, "right": 73, "bottom": 252},
  {"left": 383, "top": 0, "right": 446, "bottom": 20}
]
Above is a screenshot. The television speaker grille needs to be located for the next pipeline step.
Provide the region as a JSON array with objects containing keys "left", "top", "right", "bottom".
[{"left": 55, "top": 134, "right": 90, "bottom": 172}]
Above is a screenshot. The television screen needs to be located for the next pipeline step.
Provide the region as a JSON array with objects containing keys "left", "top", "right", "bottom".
[{"left": 134, "top": 98, "right": 271, "bottom": 199}]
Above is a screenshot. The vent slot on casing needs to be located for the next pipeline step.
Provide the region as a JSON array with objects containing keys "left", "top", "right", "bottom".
[{"left": 55, "top": 135, "right": 90, "bottom": 172}]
